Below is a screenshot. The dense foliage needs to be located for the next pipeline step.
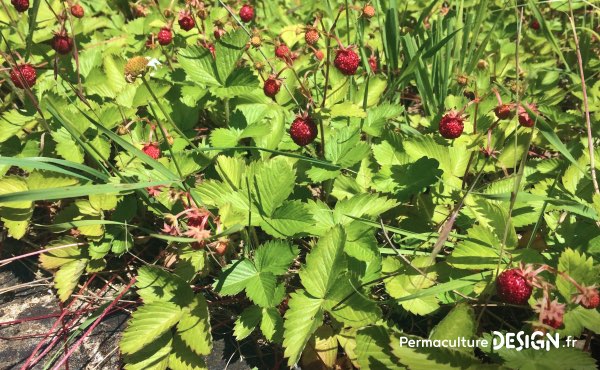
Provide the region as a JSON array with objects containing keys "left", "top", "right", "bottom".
[{"left": 1, "top": 0, "right": 600, "bottom": 369}]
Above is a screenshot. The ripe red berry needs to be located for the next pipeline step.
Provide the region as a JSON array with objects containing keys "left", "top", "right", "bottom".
[
  {"left": 142, "top": 143, "right": 161, "bottom": 159},
  {"left": 305, "top": 28, "right": 319, "bottom": 45},
  {"left": 334, "top": 47, "right": 360, "bottom": 75},
  {"left": 275, "top": 44, "right": 290, "bottom": 59},
  {"left": 157, "top": 27, "right": 173, "bottom": 46},
  {"left": 368, "top": 55, "right": 377, "bottom": 73},
  {"left": 178, "top": 11, "right": 195, "bottom": 31},
  {"left": 263, "top": 76, "right": 282, "bottom": 98},
  {"left": 577, "top": 287, "right": 600, "bottom": 309},
  {"left": 583, "top": 291, "right": 600, "bottom": 309},
  {"left": 11, "top": 0, "right": 29, "bottom": 12},
  {"left": 70, "top": 4, "right": 84, "bottom": 18},
  {"left": 363, "top": 4, "right": 375, "bottom": 18},
  {"left": 531, "top": 20, "right": 540, "bottom": 30},
  {"left": 52, "top": 32, "right": 74, "bottom": 55},
  {"left": 438, "top": 110, "right": 465, "bottom": 139},
  {"left": 314, "top": 49, "right": 324, "bottom": 61},
  {"left": 542, "top": 316, "right": 562, "bottom": 329},
  {"left": 518, "top": 103, "right": 538, "bottom": 127},
  {"left": 10, "top": 64, "right": 37, "bottom": 89},
  {"left": 239, "top": 4, "right": 254, "bottom": 23},
  {"left": 494, "top": 103, "right": 515, "bottom": 120},
  {"left": 496, "top": 268, "right": 533, "bottom": 305},
  {"left": 290, "top": 115, "right": 318, "bottom": 146}
]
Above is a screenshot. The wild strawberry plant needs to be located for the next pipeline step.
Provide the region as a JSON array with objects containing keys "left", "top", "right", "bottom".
[{"left": 1, "top": 0, "right": 599, "bottom": 369}]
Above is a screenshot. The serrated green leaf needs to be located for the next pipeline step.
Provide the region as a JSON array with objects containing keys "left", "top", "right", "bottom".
[
  {"left": 429, "top": 303, "right": 476, "bottom": 353},
  {"left": 254, "top": 240, "right": 299, "bottom": 275},
  {"left": 249, "top": 157, "right": 296, "bottom": 216},
  {"left": 260, "top": 200, "right": 314, "bottom": 238},
  {"left": 177, "top": 294, "right": 212, "bottom": 356},
  {"left": 39, "top": 237, "right": 83, "bottom": 269},
  {"left": 213, "top": 259, "right": 257, "bottom": 295},
  {"left": 168, "top": 335, "right": 208, "bottom": 370},
  {"left": 136, "top": 266, "right": 194, "bottom": 307},
  {"left": 283, "top": 290, "right": 324, "bottom": 366},
  {"left": 214, "top": 29, "right": 249, "bottom": 84},
  {"left": 447, "top": 225, "right": 502, "bottom": 269},
  {"left": 261, "top": 307, "right": 283, "bottom": 343},
  {"left": 55, "top": 259, "right": 88, "bottom": 301},
  {"left": 299, "top": 226, "right": 346, "bottom": 298},
  {"left": 120, "top": 301, "right": 182, "bottom": 355},
  {"left": 0, "top": 176, "right": 33, "bottom": 239},
  {"left": 556, "top": 249, "right": 596, "bottom": 303},
  {"left": 324, "top": 275, "right": 381, "bottom": 327},
  {"left": 178, "top": 46, "right": 220, "bottom": 86},
  {"left": 499, "top": 346, "right": 596, "bottom": 370},
  {"left": 355, "top": 325, "right": 403, "bottom": 369},
  {"left": 329, "top": 102, "right": 367, "bottom": 118},
  {"left": 123, "top": 331, "right": 172, "bottom": 370},
  {"left": 382, "top": 256, "right": 439, "bottom": 315},
  {"left": 234, "top": 305, "right": 262, "bottom": 340}
]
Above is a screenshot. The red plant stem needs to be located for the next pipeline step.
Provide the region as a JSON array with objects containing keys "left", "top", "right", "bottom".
[
  {"left": 0, "top": 307, "right": 97, "bottom": 327},
  {"left": 20, "top": 275, "right": 97, "bottom": 370},
  {"left": 50, "top": 277, "right": 137, "bottom": 370},
  {"left": 28, "top": 274, "right": 118, "bottom": 366}
]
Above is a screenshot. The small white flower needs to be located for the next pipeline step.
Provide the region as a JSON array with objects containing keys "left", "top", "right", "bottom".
[{"left": 147, "top": 58, "right": 162, "bottom": 69}]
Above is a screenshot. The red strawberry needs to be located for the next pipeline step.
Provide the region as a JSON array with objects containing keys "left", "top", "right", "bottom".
[
  {"left": 52, "top": 32, "right": 74, "bottom": 55},
  {"left": 11, "top": 0, "right": 29, "bottom": 12},
  {"left": 531, "top": 20, "right": 540, "bottom": 30},
  {"left": 10, "top": 63, "right": 37, "bottom": 89},
  {"left": 575, "top": 287, "right": 600, "bottom": 309},
  {"left": 305, "top": 28, "right": 319, "bottom": 45},
  {"left": 583, "top": 290, "right": 600, "bottom": 309},
  {"left": 585, "top": 294, "right": 600, "bottom": 309},
  {"left": 275, "top": 43, "right": 290, "bottom": 59},
  {"left": 494, "top": 103, "right": 515, "bottom": 120},
  {"left": 518, "top": 103, "right": 538, "bottom": 127},
  {"left": 334, "top": 47, "right": 360, "bottom": 75},
  {"left": 368, "top": 54, "right": 377, "bottom": 73},
  {"left": 214, "top": 27, "right": 226, "bottom": 40},
  {"left": 496, "top": 268, "right": 532, "bottom": 305},
  {"left": 263, "top": 76, "right": 282, "bottom": 98},
  {"left": 363, "top": 4, "right": 375, "bottom": 18},
  {"left": 157, "top": 27, "right": 173, "bottom": 46},
  {"left": 543, "top": 317, "right": 562, "bottom": 329},
  {"left": 314, "top": 49, "right": 324, "bottom": 61},
  {"left": 178, "top": 11, "right": 195, "bottom": 31},
  {"left": 534, "top": 298, "right": 565, "bottom": 329},
  {"left": 438, "top": 110, "right": 465, "bottom": 139},
  {"left": 290, "top": 114, "right": 318, "bottom": 146},
  {"left": 142, "top": 143, "right": 161, "bottom": 159},
  {"left": 70, "top": 4, "right": 84, "bottom": 18},
  {"left": 239, "top": 4, "right": 254, "bottom": 23}
]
